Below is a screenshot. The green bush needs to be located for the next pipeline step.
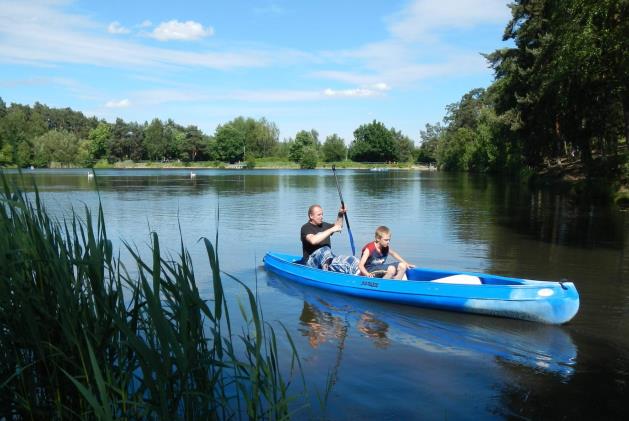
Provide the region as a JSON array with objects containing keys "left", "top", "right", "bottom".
[
  {"left": 93, "top": 158, "right": 112, "bottom": 168},
  {"left": 300, "top": 146, "right": 318, "bottom": 169},
  {"left": 245, "top": 154, "right": 256, "bottom": 169}
]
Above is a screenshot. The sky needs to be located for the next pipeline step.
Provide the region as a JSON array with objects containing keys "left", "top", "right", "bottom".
[{"left": 0, "top": 0, "right": 512, "bottom": 145}]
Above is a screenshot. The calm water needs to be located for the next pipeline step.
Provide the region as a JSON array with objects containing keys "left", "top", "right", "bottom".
[{"left": 4, "top": 168, "right": 628, "bottom": 419}]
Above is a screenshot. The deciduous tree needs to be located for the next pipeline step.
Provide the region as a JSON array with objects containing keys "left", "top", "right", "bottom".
[{"left": 321, "top": 134, "right": 346, "bottom": 162}]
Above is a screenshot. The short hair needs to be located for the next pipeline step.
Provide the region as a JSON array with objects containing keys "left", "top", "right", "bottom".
[
  {"left": 308, "top": 204, "right": 321, "bottom": 217},
  {"left": 375, "top": 226, "right": 390, "bottom": 239}
]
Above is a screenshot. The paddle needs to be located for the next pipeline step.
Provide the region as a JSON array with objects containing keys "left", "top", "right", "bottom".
[{"left": 332, "top": 165, "right": 356, "bottom": 256}]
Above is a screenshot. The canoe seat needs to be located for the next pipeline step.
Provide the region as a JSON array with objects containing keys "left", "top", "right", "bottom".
[{"left": 432, "top": 274, "right": 482, "bottom": 285}]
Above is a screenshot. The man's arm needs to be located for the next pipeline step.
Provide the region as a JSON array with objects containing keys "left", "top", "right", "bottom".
[
  {"left": 305, "top": 223, "right": 341, "bottom": 245},
  {"left": 335, "top": 206, "right": 345, "bottom": 228}
]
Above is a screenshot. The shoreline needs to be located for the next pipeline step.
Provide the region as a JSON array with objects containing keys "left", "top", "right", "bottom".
[{"left": 3, "top": 162, "right": 437, "bottom": 171}]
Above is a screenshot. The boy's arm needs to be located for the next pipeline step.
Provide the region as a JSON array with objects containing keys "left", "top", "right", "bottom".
[
  {"left": 390, "top": 249, "right": 415, "bottom": 268},
  {"left": 358, "top": 248, "right": 373, "bottom": 277}
]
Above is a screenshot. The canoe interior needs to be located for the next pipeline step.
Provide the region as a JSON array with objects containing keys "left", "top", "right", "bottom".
[{"left": 280, "top": 254, "right": 527, "bottom": 286}]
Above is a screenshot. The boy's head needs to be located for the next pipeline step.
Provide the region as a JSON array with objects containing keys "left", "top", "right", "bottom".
[{"left": 374, "top": 226, "right": 391, "bottom": 246}]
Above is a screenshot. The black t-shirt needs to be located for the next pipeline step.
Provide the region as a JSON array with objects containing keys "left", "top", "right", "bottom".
[{"left": 301, "top": 221, "right": 334, "bottom": 262}]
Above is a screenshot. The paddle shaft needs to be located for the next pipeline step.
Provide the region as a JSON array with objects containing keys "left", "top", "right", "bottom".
[{"left": 332, "top": 165, "right": 356, "bottom": 256}]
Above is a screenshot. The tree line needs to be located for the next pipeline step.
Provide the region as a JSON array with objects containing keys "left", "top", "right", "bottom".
[
  {"left": 0, "top": 98, "right": 418, "bottom": 169},
  {"left": 417, "top": 0, "right": 627, "bottom": 181},
  {"left": 0, "top": 102, "right": 284, "bottom": 167}
]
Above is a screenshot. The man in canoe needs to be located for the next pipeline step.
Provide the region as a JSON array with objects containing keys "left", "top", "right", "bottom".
[
  {"left": 301, "top": 204, "right": 359, "bottom": 274},
  {"left": 358, "top": 225, "right": 414, "bottom": 280}
]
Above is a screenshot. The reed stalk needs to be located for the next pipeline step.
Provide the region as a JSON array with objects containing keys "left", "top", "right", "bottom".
[{"left": 0, "top": 173, "right": 303, "bottom": 419}]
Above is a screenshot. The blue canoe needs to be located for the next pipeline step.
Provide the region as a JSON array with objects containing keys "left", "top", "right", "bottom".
[{"left": 263, "top": 252, "right": 580, "bottom": 324}]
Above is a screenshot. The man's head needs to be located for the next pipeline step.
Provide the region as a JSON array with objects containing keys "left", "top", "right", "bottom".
[{"left": 308, "top": 204, "right": 324, "bottom": 225}]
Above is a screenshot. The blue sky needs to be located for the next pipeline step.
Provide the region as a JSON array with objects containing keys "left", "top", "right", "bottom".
[{"left": 0, "top": 0, "right": 511, "bottom": 144}]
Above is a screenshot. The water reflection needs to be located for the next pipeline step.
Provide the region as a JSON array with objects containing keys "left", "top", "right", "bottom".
[
  {"left": 300, "top": 301, "right": 390, "bottom": 350},
  {"left": 3, "top": 169, "right": 284, "bottom": 198},
  {"left": 269, "top": 275, "right": 578, "bottom": 380},
  {"left": 438, "top": 173, "right": 626, "bottom": 250},
  {"left": 494, "top": 336, "right": 629, "bottom": 419}
]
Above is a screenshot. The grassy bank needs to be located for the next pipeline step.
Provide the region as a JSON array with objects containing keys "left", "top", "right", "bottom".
[{"left": 0, "top": 174, "right": 304, "bottom": 419}]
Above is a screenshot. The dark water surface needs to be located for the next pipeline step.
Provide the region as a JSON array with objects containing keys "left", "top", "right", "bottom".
[{"left": 5, "top": 168, "right": 628, "bottom": 419}]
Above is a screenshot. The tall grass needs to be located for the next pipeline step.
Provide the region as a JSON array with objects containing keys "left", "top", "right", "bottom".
[{"left": 0, "top": 174, "right": 304, "bottom": 419}]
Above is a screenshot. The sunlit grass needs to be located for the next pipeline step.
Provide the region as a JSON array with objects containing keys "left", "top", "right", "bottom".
[{"left": 0, "top": 173, "right": 306, "bottom": 419}]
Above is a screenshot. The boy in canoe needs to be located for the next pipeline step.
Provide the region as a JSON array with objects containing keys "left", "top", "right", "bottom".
[
  {"left": 301, "top": 204, "right": 359, "bottom": 274},
  {"left": 358, "top": 226, "right": 414, "bottom": 280}
]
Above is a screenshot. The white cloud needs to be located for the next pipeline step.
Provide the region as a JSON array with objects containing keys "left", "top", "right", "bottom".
[
  {"left": 310, "top": 70, "right": 379, "bottom": 86},
  {"left": 138, "top": 20, "right": 152, "bottom": 28},
  {"left": 150, "top": 20, "right": 214, "bottom": 41},
  {"left": 323, "top": 83, "right": 389, "bottom": 98},
  {"left": 311, "top": 0, "right": 509, "bottom": 90},
  {"left": 224, "top": 84, "right": 389, "bottom": 102},
  {"left": 388, "top": 0, "right": 510, "bottom": 42},
  {"left": 108, "top": 21, "right": 130, "bottom": 34},
  {"left": 371, "top": 82, "right": 390, "bottom": 91},
  {"left": 0, "top": 3, "right": 305, "bottom": 70},
  {"left": 314, "top": 50, "right": 488, "bottom": 89},
  {"left": 105, "top": 99, "right": 130, "bottom": 108}
]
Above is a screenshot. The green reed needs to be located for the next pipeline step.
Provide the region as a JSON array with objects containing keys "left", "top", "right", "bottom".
[{"left": 0, "top": 174, "right": 305, "bottom": 419}]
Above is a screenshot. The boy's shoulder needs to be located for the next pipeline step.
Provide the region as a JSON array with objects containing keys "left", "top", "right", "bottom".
[{"left": 362, "top": 242, "right": 376, "bottom": 253}]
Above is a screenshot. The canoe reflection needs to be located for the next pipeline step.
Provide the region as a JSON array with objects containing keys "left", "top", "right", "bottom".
[{"left": 268, "top": 274, "right": 577, "bottom": 379}]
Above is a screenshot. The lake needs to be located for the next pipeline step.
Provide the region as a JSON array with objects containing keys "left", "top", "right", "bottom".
[{"left": 4, "top": 168, "right": 628, "bottom": 419}]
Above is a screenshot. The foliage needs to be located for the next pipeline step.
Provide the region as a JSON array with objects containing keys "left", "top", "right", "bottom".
[
  {"left": 349, "top": 120, "right": 396, "bottom": 162},
  {"left": 0, "top": 174, "right": 305, "bottom": 419},
  {"left": 288, "top": 130, "right": 317, "bottom": 163},
  {"left": 484, "top": 0, "right": 628, "bottom": 174},
  {"left": 321, "top": 134, "right": 347, "bottom": 162},
  {"left": 143, "top": 118, "right": 168, "bottom": 161},
  {"left": 391, "top": 128, "right": 415, "bottom": 162},
  {"left": 87, "top": 122, "right": 111, "bottom": 161},
  {"left": 108, "top": 118, "right": 145, "bottom": 162},
  {"left": 219, "top": 116, "right": 279, "bottom": 159},
  {"left": 273, "top": 140, "right": 292, "bottom": 159},
  {"left": 417, "top": 123, "right": 442, "bottom": 163},
  {"left": 423, "top": 0, "right": 626, "bottom": 182},
  {"left": 31, "top": 130, "right": 80, "bottom": 167},
  {"left": 437, "top": 127, "right": 473, "bottom": 170},
  {"left": 0, "top": 106, "right": 44, "bottom": 166},
  {"left": 300, "top": 146, "right": 319, "bottom": 169},
  {"left": 244, "top": 153, "right": 257, "bottom": 169},
  {"left": 182, "top": 125, "right": 208, "bottom": 162},
  {"left": 214, "top": 124, "right": 245, "bottom": 163}
]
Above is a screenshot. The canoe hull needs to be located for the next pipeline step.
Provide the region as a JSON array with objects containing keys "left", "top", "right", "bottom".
[{"left": 263, "top": 252, "right": 580, "bottom": 324}]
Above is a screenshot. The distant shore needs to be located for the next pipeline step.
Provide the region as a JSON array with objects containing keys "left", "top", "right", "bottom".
[{"left": 3, "top": 161, "right": 437, "bottom": 171}]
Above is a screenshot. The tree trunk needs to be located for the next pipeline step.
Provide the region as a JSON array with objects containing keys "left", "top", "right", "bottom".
[{"left": 616, "top": 89, "right": 629, "bottom": 153}]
